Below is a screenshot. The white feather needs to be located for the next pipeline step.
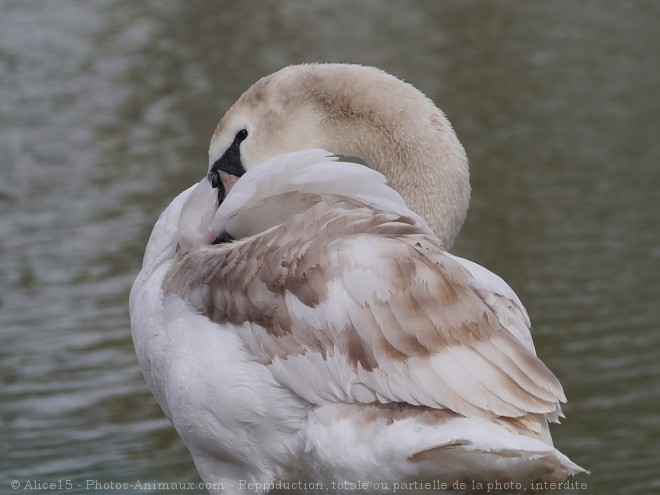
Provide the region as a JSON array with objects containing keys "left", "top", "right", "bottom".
[
  {"left": 208, "top": 149, "right": 429, "bottom": 240},
  {"left": 303, "top": 403, "right": 585, "bottom": 492},
  {"left": 177, "top": 178, "right": 218, "bottom": 250},
  {"left": 132, "top": 162, "right": 583, "bottom": 492}
]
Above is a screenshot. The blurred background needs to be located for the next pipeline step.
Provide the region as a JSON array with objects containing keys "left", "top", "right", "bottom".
[{"left": 1, "top": 0, "right": 659, "bottom": 493}]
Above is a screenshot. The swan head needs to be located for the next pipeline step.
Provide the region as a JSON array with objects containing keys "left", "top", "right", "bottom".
[
  {"left": 207, "top": 64, "right": 470, "bottom": 249},
  {"left": 207, "top": 67, "right": 327, "bottom": 193}
]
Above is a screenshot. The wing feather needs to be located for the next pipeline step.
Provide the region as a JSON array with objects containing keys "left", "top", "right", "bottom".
[{"left": 164, "top": 201, "right": 565, "bottom": 420}]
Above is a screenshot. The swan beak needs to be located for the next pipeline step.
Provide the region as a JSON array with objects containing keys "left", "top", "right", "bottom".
[
  {"left": 205, "top": 168, "right": 242, "bottom": 245},
  {"left": 215, "top": 170, "right": 240, "bottom": 201},
  {"left": 208, "top": 167, "right": 243, "bottom": 204}
]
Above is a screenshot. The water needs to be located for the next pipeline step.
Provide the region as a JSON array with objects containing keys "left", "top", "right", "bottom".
[{"left": 1, "top": 1, "right": 658, "bottom": 493}]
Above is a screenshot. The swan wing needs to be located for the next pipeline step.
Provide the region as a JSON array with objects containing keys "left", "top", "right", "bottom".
[
  {"left": 164, "top": 202, "right": 565, "bottom": 421},
  {"left": 445, "top": 254, "right": 536, "bottom": 353}
]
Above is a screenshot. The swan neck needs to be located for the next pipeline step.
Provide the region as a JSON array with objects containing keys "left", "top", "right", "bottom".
[{"left": 315, "top": 86, "right": 470, "bottom": 248}]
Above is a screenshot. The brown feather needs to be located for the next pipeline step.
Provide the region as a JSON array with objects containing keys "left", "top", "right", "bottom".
[{"left": 163, "top": 199, "right": 564, "bottom": 419}]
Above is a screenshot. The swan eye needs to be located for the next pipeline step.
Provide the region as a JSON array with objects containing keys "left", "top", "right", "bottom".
[{"left": 236, "top": 129, "right": 248, "bottom": 142}]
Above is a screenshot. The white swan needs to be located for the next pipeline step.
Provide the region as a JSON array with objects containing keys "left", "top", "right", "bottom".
[{"left": 130, "top": 64, "right": 585, "bottom": 494}]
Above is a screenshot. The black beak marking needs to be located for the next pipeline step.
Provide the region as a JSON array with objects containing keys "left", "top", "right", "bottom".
[{"left": 208, "top": 131, "right": 248, "bottom": 204}]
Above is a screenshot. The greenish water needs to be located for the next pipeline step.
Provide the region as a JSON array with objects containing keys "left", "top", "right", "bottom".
[{"left": 1, "top": 1, "right": 658, "bottom": 493}]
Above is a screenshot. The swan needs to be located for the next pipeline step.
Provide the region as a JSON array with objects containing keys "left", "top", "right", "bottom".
[{"left": 130, "top": 64, "right": 585, "bottom": 494}]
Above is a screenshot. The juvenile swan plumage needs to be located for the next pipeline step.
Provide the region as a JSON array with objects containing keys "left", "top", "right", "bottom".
[{"left": 130, "top": 64, "right": 585, "bottom": 494}]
